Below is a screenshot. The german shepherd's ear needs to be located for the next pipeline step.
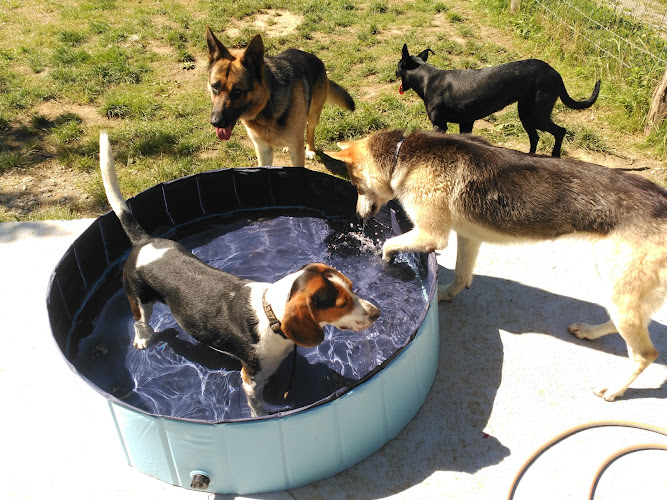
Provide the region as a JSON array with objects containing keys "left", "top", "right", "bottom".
[
  {"left": 416, "top": 48, "right": 435, "bottom": 61},
  {"left": 206, "top": 26, "right": 234, "bottom": 64},
  {"left": 242, "top": 34, "right": 265, "bottom": 77}
]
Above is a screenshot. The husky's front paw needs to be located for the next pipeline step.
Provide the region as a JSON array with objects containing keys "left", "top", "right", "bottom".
[
  {"left": 133, "top": 323, "right": 154, "bottom": 349},
  {"left": 381, "top": 246, "right": 396, "bottom": 262},
  {"left": 593, "top": 385, "right": 624, "bottom": 402},
  {"left": 568, "top": 322, "right": 592, "bottom": 339},
  {"left": 438, "top": 283, "right": 461, "bottom": 302},
  {"left": 305, "top": 148, "right": 316, "bottom": 160},
  {"left": 437, "top": 276, "right": 472, "bottom": 302}
]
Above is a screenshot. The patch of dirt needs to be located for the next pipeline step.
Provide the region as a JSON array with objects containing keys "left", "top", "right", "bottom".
[
  {"left": 0, "top": 100, "right": 114, "bottom": 220},
  {"left": 225, "top": 10, "right": 303, "bottom": 39},
  {"left": 0, "top": 159, "right": 94, "bottom": 218},
  {"left": 35, "top": 101, "right": 109, "bottom": 127}
]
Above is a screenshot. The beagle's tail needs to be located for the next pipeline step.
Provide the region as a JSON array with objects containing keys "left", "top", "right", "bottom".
[{"left": 99, "top": 132, "right": 148, "bottom": 245}]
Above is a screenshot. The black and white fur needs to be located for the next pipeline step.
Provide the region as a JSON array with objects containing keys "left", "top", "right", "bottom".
[{"left": 99, "top": 132, "right": 380, "bottom": 415}]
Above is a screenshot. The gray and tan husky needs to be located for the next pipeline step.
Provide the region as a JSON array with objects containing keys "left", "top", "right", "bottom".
[
  {"left": 206, "top": 27, "right": 355, "bottom": 167},
  {"left": 328, "top": 129, "right": 667, "bottom": 401}
]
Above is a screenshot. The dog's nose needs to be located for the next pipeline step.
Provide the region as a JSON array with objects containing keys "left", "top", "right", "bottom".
[
  {"left": 365, "top": 301, "right": 381, "bottom": 321},
  {"left": 210, "top": 111, "right": 223, "bottom": 128}
]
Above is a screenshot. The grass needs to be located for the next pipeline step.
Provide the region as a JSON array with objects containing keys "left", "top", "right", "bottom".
[{"left": 0, "top": 0, "right": 666, "bottom": 221}]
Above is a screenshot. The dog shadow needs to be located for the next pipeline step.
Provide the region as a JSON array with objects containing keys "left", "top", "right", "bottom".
[
  {"left": 135, "top": 328, "right": 358, "bottom": 417},
  {"left": 319, "top": 152, "right": 349, "bottom": 178},
  {"left": 464, "top": 272, "right": 667, "bottom": 365},
  {"left": 261, "top": 352, "right": 358, "bottom": 411},
  {"left": 459, "top": 272, "right": 667, "bottom": 405}
]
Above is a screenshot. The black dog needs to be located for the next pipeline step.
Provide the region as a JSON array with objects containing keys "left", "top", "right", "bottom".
[{"left": 396, "top": 45, "right": 601, "bottom": 157}]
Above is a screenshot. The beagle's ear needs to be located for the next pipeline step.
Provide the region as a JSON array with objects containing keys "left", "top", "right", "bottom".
[{"left": 281, "top": 293, "right": 325, "bottom": 347}]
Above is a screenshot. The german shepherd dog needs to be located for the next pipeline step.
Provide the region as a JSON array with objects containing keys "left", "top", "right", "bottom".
[
  {"left": 396, "top": 45, "right": 601, "bottom": 157},
  {"left": 206, "top": 27, "right": 355, "bottom": 167},
  {"left": 328, "top": 129, "right": 667, "bottom": 401}
]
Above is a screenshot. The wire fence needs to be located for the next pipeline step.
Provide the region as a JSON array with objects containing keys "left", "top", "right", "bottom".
[
  {"left": 608, "top": 0, "right": 667, "bottom": 36},
  {"left": 532, "top": 0, "right": 667, "bottom": 81}
]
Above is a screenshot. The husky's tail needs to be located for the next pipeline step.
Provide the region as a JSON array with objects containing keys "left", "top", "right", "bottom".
[
  {"left": 99, "top": 132, "right": 148, "bottom": 245},
  {"left": 560, "top": 79, "right": 601, "bottom": 110},
  {"left": 327, "top": 80, "right": 355, "bottom": 112}
]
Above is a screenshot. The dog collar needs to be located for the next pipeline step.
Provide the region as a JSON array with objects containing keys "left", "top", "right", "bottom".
[
  {"left": 392, "top": 138, "right": 405, "bottom": 171},
  {"left": 262, "top": 289, "right": 288, "bottom": 339}
]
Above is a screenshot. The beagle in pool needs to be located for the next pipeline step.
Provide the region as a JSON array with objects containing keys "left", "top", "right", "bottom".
[{"left": 99, "top": 132, "right": 380, "bottom": 416}]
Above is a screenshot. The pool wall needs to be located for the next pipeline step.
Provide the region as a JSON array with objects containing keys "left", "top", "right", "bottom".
[{"left": 109, "top": 297, "right": 438, "bottom": 494}]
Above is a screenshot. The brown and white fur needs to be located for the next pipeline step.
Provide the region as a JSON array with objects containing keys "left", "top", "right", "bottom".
[
  {"left": 99, "top": 132, "right": 379, "bottom": 415},
  {"left": 206, "top": 27, "right": 355, "bottom": 167},
  {"left": 328, "top": 129, "right": 667, "bottom": 401}
]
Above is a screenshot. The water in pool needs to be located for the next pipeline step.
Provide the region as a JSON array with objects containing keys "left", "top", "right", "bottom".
[{"left": 70, "top": 210, "right": 432, "bottom": 422}]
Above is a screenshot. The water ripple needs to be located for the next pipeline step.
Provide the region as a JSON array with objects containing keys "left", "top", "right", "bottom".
[{"left": 74, "top": 214, "right": 432, "bottom": 421}]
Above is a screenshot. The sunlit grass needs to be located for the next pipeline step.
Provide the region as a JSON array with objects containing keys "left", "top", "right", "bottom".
[{"left": 0, "top": 0, "right": 665, "bottom": 220}]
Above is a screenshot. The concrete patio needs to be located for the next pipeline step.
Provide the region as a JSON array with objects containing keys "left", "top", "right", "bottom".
[{"left": 2, "top": 219, "right": 666, "bottom": 499}]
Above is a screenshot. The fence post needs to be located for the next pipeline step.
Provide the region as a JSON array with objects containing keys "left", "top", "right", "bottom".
[
  {"left": 645, "top": 65, "right": 667, "bottom": 135},
  {"left": 510, "top": 0, "right": 521, "bottom": 13}
]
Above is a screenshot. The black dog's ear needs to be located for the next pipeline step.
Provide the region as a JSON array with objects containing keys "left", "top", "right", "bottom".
[
  {"left": 416, "top": 48, "right": 435, "bottom": 61},
  {"left": 402, "top": 44, "right": 410, "bottom": 59}
]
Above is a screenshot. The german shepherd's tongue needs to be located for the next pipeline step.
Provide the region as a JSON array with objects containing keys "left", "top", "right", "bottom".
[{"left": 215, "top": 126, "right": 233, "bottom": 141}]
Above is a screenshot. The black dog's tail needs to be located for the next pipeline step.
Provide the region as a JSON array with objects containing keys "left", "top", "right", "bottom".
[
  {"left": 99, "top": 132, "right": 149, "bottom": 246},
  {"left": 560, "top": 79, "right": 601, "bottom": 110}
]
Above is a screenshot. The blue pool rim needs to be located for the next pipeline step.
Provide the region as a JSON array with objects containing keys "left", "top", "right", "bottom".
[{"left": 47, "top": 167, "right": 439, "bottom": 494}]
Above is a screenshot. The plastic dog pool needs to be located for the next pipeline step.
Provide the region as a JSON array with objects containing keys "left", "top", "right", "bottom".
[{"left": 47, "top": 167, "right": 439, "bottom": 494}]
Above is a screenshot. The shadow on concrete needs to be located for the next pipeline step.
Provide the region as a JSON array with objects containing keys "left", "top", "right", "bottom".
[{"left": 0, "top": 219, "right": 94, "bottom": 244}]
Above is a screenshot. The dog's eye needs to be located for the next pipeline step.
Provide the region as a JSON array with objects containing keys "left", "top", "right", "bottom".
[
  {"left": 337, "top": 297, "right": 349, "bottom": 309},
  {"left": 210, "top": 82, "right": 221, "bottom": 93}
]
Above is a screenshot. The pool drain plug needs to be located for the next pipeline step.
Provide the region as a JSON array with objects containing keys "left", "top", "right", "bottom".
[{"left": 190, "top": 472, "right": 210, "bottom": 490}]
